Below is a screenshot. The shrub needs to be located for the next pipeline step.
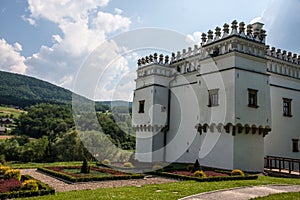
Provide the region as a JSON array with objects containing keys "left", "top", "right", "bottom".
[
  {"left": 186, "top": 164, "right": 194, "bottom": 172},
  {"left": 80, "top": 158, "right": 90, "bottom": 174},
  {"left": 21, "top": 180, "right": 39, "bottom": 191},
  {"left": 231, "top": 169, "right": 245, "bottom": 177},
  {"left": 102, "top": 159, "right": 111, "bottom": 165},
  {"left": 123, "top": 162, "right": 134, "bottom": 168},
  {"left": 191, "top": 159, "right": 201, "bottom": 173},
  {"left": 194, "top": 170, "right": 206, "bottom": 178},
  {"left": 0, "top": 166, "right": 11, "bottom": 175},
  {"left": 0, "top": 155, "right": 5, "bottom": 165},
  {"left": 4, "top": 169, "right": 21, "bottom": 181},
  {"left": 0, "top": 178, "right": 22, "bottom": 193},
  {"left": 152, "top": 164, "right": 163, "bottom": 171}
]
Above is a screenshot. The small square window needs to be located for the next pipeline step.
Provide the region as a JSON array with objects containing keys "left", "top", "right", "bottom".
[
  {"left": 208, "top": 89, "right": 219, "bottom": 107},
  {"left": 283, "top": 98, "right": 292, "bottom": 117},
  {"left": 248, "top": 89, "right": 258, "bottom": 108},
  {"left": 292, "top": 139, "right": 299, "bottom": 152},
  {"left": 138, "top": 100, "right": 145, "bottom": 113}
]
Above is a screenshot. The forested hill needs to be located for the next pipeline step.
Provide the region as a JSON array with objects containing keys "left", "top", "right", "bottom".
[
  {"left": 0, "top": 71, "right": 132, "bottom": 112},
  {"left": 0, "top": 71, "right": 73, "bottom": 107}
]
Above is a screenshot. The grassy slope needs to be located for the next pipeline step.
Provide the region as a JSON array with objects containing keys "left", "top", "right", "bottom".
[
  {"left": 21, "top": 176, "right": 300, "bottom": 200},
  {"left": 0, "top": 106, "right": 25, "bottom": 118}
]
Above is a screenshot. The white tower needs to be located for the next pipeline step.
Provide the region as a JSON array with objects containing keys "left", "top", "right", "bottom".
[{"left": 132, "top": 53, "right": 172, "bottom": 162}]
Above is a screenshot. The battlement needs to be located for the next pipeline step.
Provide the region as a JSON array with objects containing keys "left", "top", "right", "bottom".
[
  {"left": 266, "top": 46, "right": 300, "bottom": 65},
  {"left": 136, "top": 20, "right": 267, "bottom": 71},
  {"left": 201, "top": 20, "right": 266, "bottom": 46},
  {"left": 137, "top": 53, "right": 170, "bottom": 68},
  {"left": 266, "top": 45, "right": 300, "bottom": 79}
]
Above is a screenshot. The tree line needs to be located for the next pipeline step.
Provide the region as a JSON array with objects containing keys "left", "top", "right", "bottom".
[{"left": 0, "top": 103, "right": 135, "bottom": 163}]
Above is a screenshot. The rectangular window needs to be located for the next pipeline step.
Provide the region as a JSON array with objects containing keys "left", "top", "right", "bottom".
[
  {"left": 292, "top": 139, "right": 299, "bottom": 152},
  {"left": 248, "top": 89, "right": 258, "bottom": 108},
  {"left": 138, "top": 100, "right": 145, "bottom": 113},
  {"left": 208, "top": 89, "right": 219, "bottom": 107},
  {"left": 283, "top": 98, "right": 292, "bottom": 117}
]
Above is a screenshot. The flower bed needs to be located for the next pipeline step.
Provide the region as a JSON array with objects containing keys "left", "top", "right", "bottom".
[
  {"left": 150, "top": 170, "right": 258, "bottom": 182},
  {"left": 0, "top": 175, "right": 55, "bottom": 199},
  {"left": 171, "top": 170, "right": 228, "bottom": 177},
  {"left": 38, "top": 166, "right": 144, "bottom": 183}
]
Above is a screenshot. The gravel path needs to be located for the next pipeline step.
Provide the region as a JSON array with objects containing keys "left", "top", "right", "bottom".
[
  {"left": 180, "top": 185, "right": 300, "bottom": 200},
  {"left": 20, "top": 169, "right": 177, "bottom": 192}
]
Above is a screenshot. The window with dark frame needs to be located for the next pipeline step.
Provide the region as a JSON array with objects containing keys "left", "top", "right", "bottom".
[
  {"left": 292, "top": 139, "right": 299, "bottom": 152},
  {"left": 138, "top": 100, "right": 145, "bottom": 113},
  {"left": 283, "top": 98, "right": 292, "bottom": 117},
  {"left": 248, "top": 89, "right": 258, "bottom": 108},
  {"left": 208, "top": 89, "right": 219, "bottom": 107}
]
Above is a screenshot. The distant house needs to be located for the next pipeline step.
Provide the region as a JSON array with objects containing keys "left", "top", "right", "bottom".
[
  {"left": 0, "top": 118, "right": 13, "bottom": 125},
  {"left": 0, "top": 126, "right": 6, "bottom": 134}
]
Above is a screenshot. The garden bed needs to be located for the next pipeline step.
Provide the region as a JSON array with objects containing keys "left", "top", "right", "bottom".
[
  {"left": 0, "top": 174, "right": 55, "bottom": 199},
  {"left": 38, "top": 166, "right": 144, "bottom": 183},
  {"left": 150, "top": 170, "right": 258, "bottom": 182}
]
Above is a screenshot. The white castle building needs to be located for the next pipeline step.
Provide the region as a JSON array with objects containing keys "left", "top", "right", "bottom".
[{"left": 132, "top": 20, "right": 300, "bottom": 172}]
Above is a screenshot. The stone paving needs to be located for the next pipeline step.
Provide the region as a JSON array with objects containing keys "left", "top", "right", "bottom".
[{"left": 20, "top": 169, "right": 177, "bottom": 192}]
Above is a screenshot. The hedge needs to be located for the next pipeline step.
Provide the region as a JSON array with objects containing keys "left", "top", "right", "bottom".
[
  {"left": 149, "top": 171, "right": 258, "bottom": 182},
  {"left": 37, "top": 167, "right": 144, "bottom": 183},
  {"left": 0, "top": 174, "right": 55, "bottom": 199}
]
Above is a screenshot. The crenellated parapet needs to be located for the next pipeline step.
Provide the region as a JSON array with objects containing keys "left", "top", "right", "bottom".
[
  {"left": 266, "top": 45, "right": 300, "bottom": 79},
  {"left": 167, "top": 20, "right": 267, "bottom": 68},
  {"left": 200, "top": 20, "right": 266, "bottom": 46},
  {"left": 137, "top": 53, "right": 170, "bottom": 68}
]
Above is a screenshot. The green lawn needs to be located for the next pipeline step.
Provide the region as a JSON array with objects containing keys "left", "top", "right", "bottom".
[
  {"left": 252, "top": 191, "right": 300, "bottom": 200},
  {"left": 63, "top": 168, "right": 109, "bottom": 177},
  {"left": 0, "top": 106, "right": 25, "bottom": 118},
  {"left": 22, "top": 176, "right": 300, "bottom": 200}
]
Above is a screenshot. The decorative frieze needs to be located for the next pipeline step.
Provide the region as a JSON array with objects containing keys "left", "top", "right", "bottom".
[{"left": 195, "top": 123, "right": 271, "bottom": 137}]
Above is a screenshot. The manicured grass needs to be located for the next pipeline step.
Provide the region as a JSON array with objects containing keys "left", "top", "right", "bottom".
[
  {"left": 62, "top": 168, "right": 109, "bottom": 177},
  {"left": 22, "top": 176, "right": 300, "bottom": 200},
  {"left": 9, "top": 161, "right": 97, "bottom": 169},
  {"left": 252, "top": 191, "right": 300, "bottom": 200}
]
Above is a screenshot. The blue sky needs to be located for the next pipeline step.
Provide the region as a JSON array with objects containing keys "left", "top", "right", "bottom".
[{"left": 0, "top": 0, "right": 300, "bottom": 100}]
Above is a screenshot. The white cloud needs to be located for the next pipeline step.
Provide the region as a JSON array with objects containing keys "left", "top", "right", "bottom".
[
  {"left": 92, "top": 11, "right": 131, "bottom": 33},
  {"left": 257, "top": 0, "right": 300, "bottom": 53},
  {"left": 0, "top": 38, "right": 28, "bottom": 74},
  {"left": 13, "top": 42, "right": 23, "bottom": 52},
  {"left": 21, "top": 0, "right": 133, "bottom": 100},
  {"left": 186, "top": 31, "right": 202, "bottom": 45},
  {"left": 114, "top": 8, "right": 123, "bottom": 15},
  {"left": 21, "top": 15, "right": 36, "bottom": 26},
  {"left": 52, "top": 34, "right": 62, "bottom": 43}
]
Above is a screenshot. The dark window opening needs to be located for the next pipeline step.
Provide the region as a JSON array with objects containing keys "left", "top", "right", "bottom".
[
  {"left": 138, "top": 100, "right": 145, "bottom": 113},
  {"left": 208, "top": 89, "right": 219, "bottom": 107},
  {"left": 283, "top": 98, "right": 292, "bottom": 117},
  {"left": 292, "top": 139, "right": 299, "bottom": 152},
  {"left": 248, "top": 89, "right": 258, "bottom": 108}
]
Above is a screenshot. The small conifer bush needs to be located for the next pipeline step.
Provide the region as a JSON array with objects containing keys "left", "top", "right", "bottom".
[
  {"left": 191, "top": 159, "right": 201, "bottom": 173},
  {"left": 80, "top": 158, "right": 90, "bottom": 174},
  {"left": 231, "top": 169, "right": 245, "bottom": 176}
]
